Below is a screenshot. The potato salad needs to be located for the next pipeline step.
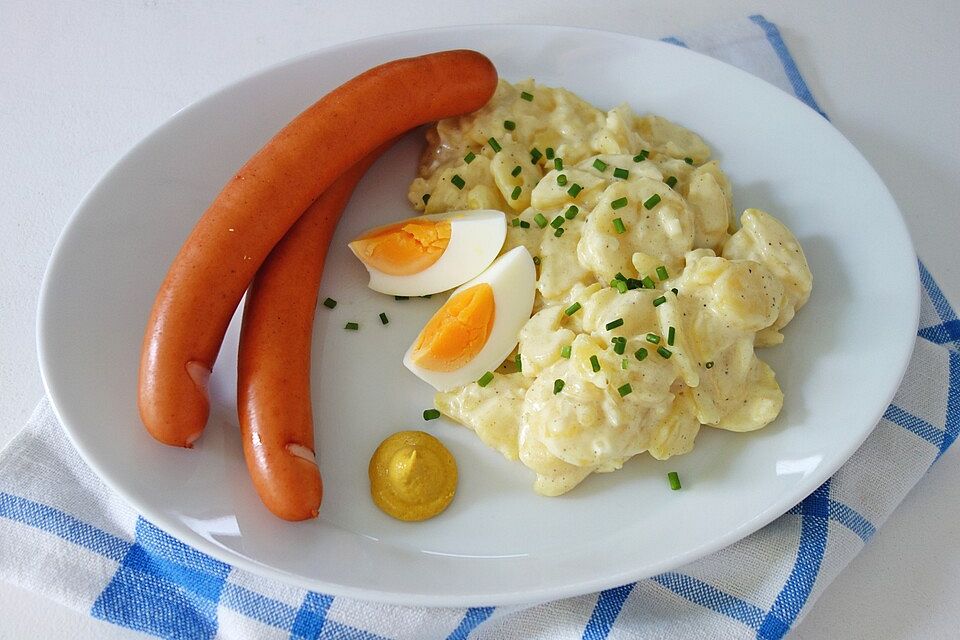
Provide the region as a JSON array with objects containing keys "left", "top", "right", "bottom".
[{"left": 407, "top": 79, "right": 812, "bottom": 496}]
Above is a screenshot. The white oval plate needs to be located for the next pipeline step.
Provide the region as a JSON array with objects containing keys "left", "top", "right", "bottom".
[{"left": 38, "top": 25, "right": 918, "bottom": 607}]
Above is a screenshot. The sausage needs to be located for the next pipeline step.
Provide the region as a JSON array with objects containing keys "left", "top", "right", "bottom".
[
  {"left": 237, "top": 147, "right": 384, "bottom": 521},
  {"left": 139, "top": 50, "right": 498, "bottom": 447}
]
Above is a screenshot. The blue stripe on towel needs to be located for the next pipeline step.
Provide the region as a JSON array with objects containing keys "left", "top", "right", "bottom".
[
  {"left": 661, "top": 36, "right": 690, "bottom": 48},
  {"left": 91, "top": 517, "right": 231, "bottom": 640},
  {"left": 757, "top": 480, "right": 830, "bottom": 639},
  {"left": 942, "top": 351, "right": 960, "bottom": 459},
  {"left": 749, "top": 15, "right": 828, "bottom": 119},
  {"left": 447, "top": 606, "right": 495, "bottom": 640},
  {"left": 0, "top": 491, "right": 131, "bottom": 562},
  {"left": 827, "top": 501, "right": 876, "bottom": 543},
  {"left": 919, "top": 320, "right": 960, "bottom": 346},
  {"left": 290, "top": 591, "right": 335, "bottom": 639},
  {"left": 884, "top": 404, "right": 944, "bottom": 449},
  {"left": 220, "top": 582, "right": 298, "bottom": 629},
  {"left": 652, "top": 572, "right": 765, "bottom": 630},
  {"left": 920, "top": 260, "right": 958, "bottom": 325},
  {"left": 582, "top": 583, "right": 636, "bottom": 639}
]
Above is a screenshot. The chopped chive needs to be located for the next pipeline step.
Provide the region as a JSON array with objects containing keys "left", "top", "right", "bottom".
[
  {"left": 613, "top": 167, "right": 629, "bottom": 179},
  {"left": 554, "top": 157, "right": 564, "bottom": 170},
  {"left": 344, "top": 322, "right": 359, "bottom": 331},
  {"left": 553, "top": 378, "right": 565, "bottom": 394},
  {"left": 646, "top": 333, "right": 661, "bottom": 344},
  {"left": 488, "top": 137, "right": 502, "bottom": 153},
  {"left": 665, "top": 176, "right": 678, "bottom": 188},
  {"left": 564, "top": 301, "right": 582, "bottom": 315},
  {"left": 667, "top": 326, "right": 676, "bottom": 345},
  {"left": 451, "top": 174, "right": 466, "bottom": 190},
  {"left": 533, "top": 256, "right": 541, "bottom": 265},
  {"left": 684, "top": 157, "right": 693, "bottom": 165},
  {"left": 565, "top": 205, "right": 579, "bottom": 219},
  {"left": 477, "top": 371, "right": 494, "bottom": 387},
  {"left": 515, "top": 353, "right": 523, "bottom": 372},
  {"left": 656, "top": 265, "right": 669, "bottom": 280},
  {"left": 653, "top": 296, "right": 667, "bottom": 307},
  {"left": 617, "top": 383, "right": 633, "bottom": 397},
  {"left": 593, "top": 158, "right": 608, "bottom": 172},
  {"left": 322, "top": 297, "right": 337, "bottom": 309},
  {"left": 550, "top": 215, "right": 565, "bottom": 229},
  {"left": 530, "top": 147, "right": 543, "bottom": 164},
  {"left": 422, "top": 193, "right": 430, "bottom": 205},
  {"left": 635, "top": 347, "right": 648, "bottom": 361},
  {"left": 671, "top": 287, "right": 679, "bottom": 295},
  {"left": 560, "top": 344, "right": 572, "bottom": 358},
  {"left": 633, "top": 149, "right": 649, "bottom": 161},
  {"left": 557, "top": 174, "right": 568, "bottom": 187},
  {"left": 504, "top": 120, "right": 516, "bottom": 131},
  {"left": 622, "top": 359, "right": 629, "bottom": 370},
  {"left": 612, "top": 217, "right": 626, "bottom": 234},
  {"left": 511, "top": 164, "right": 522, "bottom": 177},
  {"left": 511, "top": 218, "right": 521, "bottom": 227},
  {"left": 379, "top": 312, "right": 389, "bottom": 325},
  {"left": 611, "top": 197, "right": 629, "bottom": 210},
  {"left": 605, "top": 318, "right": 624, "bottom": 330},
  {"left": 705, "top": 361, "right": 715, "bottom": 369},
  {"left": 613, "top": 339, "right": 626, "bottom": 355},
  {"left": 520, "top": 91, "right": 534, "bottom": 101},
  {"left": 627, "top": 278, "right": 643, "bottom": 290},
  {"left": 657, "top": 346, "right": 673, "bottom": 359},
  {"left": 611, "top": 279, "right": 628, "bottom": 294},
  {"left": 533, "top": 213, "right": 548, "bottom": 228},
  {"left": 423, "top": 409, "right": 441, "bottom": 421},
  {"left": 641, "top": 276, "right": 656, "bottom": 289},
  {"left": 668, "top": 471, "right": 682, "bottom": 490},
  {"left": 590, "top": 355, "right": 601, "bottom": 372},
  {"left": 614, "top": 272, "right": 627, "bottom": 281},
  {"left": 643, "top": 193, "right": 661, "bottom": 210},
  {"left": 394, "top": 295, "right": 409, "bottom": 301},
  {"left": 567, "top": 183, "right": 583, "bottom": 197},
  {"left": 545, "top": 147, "right": 555, "bottom": 159},
  {"left": 511, "top": 186, "right": 522, "bottom": 200},
  {"left": 520, "top": 220, "right": 530, "bottom": 228},
  {"left": 464, "top": 151, "right": 476, "bottom": 164},
  {"left": 554, "top": 227, "right": 565, "bottom": 237}
]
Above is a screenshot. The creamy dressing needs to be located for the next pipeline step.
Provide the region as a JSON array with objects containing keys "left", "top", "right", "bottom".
[{"left": 420, "top": 80, "right": 812, "bottom": 495}]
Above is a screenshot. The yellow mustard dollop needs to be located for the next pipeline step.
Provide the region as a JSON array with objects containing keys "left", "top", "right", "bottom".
[{"left": 368, "top": 430, "right": 457, "bottom": 521}]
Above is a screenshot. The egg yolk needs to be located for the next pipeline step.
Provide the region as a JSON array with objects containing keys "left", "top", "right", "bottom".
[
  {"left": 348, "top": 219, "right": 451, "bottom": 276},
  {"left": 410, "top": 283, "right": 496, "bottom": 372}
]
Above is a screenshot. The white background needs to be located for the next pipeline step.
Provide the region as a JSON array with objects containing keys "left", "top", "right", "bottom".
[{"left": 1, "top": 1, "right": 958, "bottom": 638}]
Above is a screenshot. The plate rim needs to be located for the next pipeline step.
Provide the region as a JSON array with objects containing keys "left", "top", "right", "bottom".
[{"left": 36, "top": 23, "right": 920, "bottom": 607}]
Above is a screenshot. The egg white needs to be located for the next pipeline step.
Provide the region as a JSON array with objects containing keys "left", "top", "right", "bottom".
[
  {"left": 403, "top": 246, "right": 536, "bottom": 391},
  {"left": 359, "top": 209, "right": 506, "bottom": 297}
]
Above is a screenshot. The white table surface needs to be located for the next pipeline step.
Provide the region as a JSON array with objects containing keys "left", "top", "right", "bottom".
[{"left": 2, "top": 1, "right": 958, "bottom": 638}]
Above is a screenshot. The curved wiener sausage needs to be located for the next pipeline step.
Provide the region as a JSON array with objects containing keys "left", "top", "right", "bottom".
[
  {"left": 237, "top": 148, "right": 384, "bottom": 521},
  {"left": 139, "top": 50, "right": 497, "bottom": 447}
]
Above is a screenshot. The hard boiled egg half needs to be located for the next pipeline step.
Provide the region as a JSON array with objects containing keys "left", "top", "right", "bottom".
[
  {"left": 348, "top": 210, "right": 506, "bottom": 296},
  {"left": 403, "top": 246, "right": 536, "bottom": 391}
]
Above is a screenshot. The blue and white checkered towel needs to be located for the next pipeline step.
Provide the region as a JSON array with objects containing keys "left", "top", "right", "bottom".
[{"left": 2, "top": 15, "right": 958, "bottom": 640}]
